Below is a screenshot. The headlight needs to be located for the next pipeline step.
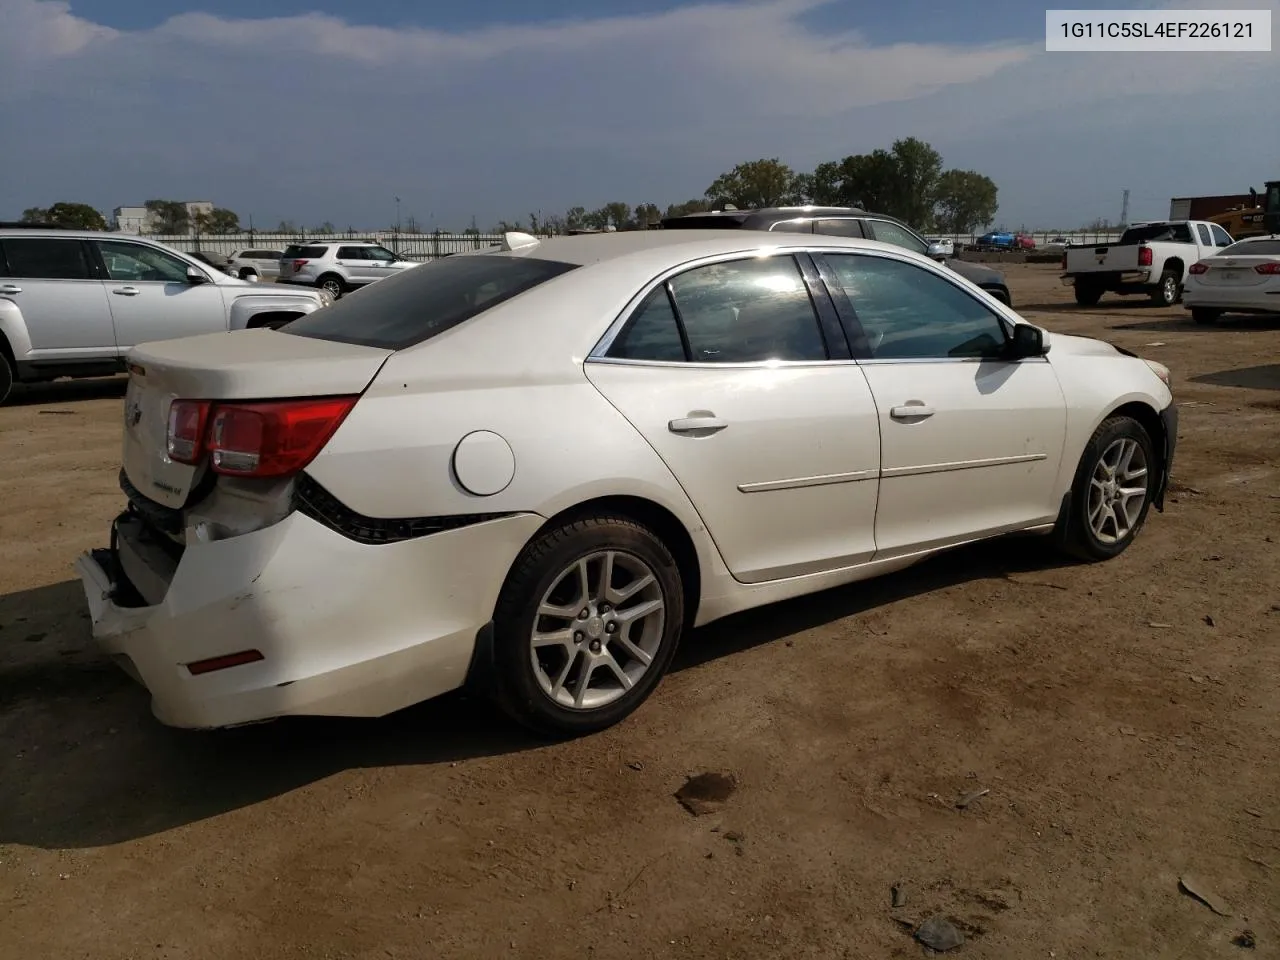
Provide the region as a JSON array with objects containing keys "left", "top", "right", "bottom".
[
  {"left": 1144, "top": 358, "right": 1171, "bottom": 387},
  {"left": 317, "top": 288, "right": 334, "bottom": 307}
]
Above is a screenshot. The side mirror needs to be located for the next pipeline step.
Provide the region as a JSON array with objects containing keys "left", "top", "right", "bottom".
[
  {"left": 1008, "top": 323, "right": 1048, "bottom": 359},
  {"left": 186, "top": 266, "right": 209, "bottom": 285},
  {"left": 926, "top": 242, "right": 948, "bottom": 260}
]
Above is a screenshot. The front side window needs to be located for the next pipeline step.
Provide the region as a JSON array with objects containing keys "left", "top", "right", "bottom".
[
  {"left": 95, "top": 241, "right": 193, "bottom": 283},
  {"left": 665, "top": 256, "right": 827, "bottom": 363},
  {"left": 283, "top": 253, "right": 579, "bottom": 350},
  {"left": 1, "top": 238, "right": 93, "bottom": 280},
  {"left": 864, "top": 220, "right": 928, "bottom": 255},
  {"left": 364, "top": 246, "right": 397, "bottom": 262},
  {"left": 824, "top": 254, "right": 1008, "bottom": 360}
]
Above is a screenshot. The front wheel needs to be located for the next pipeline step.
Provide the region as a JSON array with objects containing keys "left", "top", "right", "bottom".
[
  {"left": 1054, "top": 415, "right": 1157, "bottom": 562},
  {"left": 0, "top": 353, "right": 13, "bottom": 405},
  {"left": 1151, "top": 270, "right": 1180, "bottom": 307},
  {"left": 1191, "top": 307, "right": 1220, "bottom": 326},
  {"left": 489, "top": 515, "right": 685, "bottom": 737}
]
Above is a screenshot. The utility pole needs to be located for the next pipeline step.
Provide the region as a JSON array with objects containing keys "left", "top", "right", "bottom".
[
  {"left": 394, "top": 196, "right": 401, "bottom": 253},
  {"left": 1119, "top": 188, "right": 1130, "bottom": 229}
]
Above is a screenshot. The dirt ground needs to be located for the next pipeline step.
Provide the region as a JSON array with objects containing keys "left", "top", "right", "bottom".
[{"left": 1, "top": 263, "right": 1277, "bottom": 959}]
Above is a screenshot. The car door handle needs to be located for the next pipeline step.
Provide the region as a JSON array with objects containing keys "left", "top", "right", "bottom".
[
  {"left": 112, "top": 286, "right": 141, "bottom": 296},
  {"left": 668, "top": 415, "right": 728, "bottom": 434},
  {"left": 890, "top": 403, "right": 935, "bottom": 421},
  {"left": 0, "top": 284, "right": 21, "bottom": 294}
]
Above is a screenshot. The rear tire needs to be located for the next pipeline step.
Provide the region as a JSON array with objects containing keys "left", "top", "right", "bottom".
[
  {"left": 1054, "top": 415, "right": 1157, "bottom": 562},
  {"left": 1191, "top": 307, "right": 1220, "bottom": 326},
  {"left": 238, "top": 268, "right": 257, "bottom": 280},
  {"left": 317, "top": 274, "right": 346, "bottom": 299},
  {"left": 1074, "top": 282, "right": 1103, "bottom": 306},
  {"left": 489, "top": 514, "right": 685, "bottom": 738},
  {"left": 1151, "top": 270, "right": 1180, "bottom": 307}
]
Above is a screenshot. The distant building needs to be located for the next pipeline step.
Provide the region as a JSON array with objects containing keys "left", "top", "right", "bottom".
[
  {"left": 1168, "top": 194, "right": 1256, "bottom": 221},
  {"left": 112, "top": 206, "right": 149, "bottom": 233},
  {"left": 111, "top": 201, "right": 216, "bottom": 233}
]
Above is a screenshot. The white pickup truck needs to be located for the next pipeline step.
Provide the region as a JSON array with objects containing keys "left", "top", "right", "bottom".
[{"left": 1061, "top": 220, "right": 1234, "bottom": 307}]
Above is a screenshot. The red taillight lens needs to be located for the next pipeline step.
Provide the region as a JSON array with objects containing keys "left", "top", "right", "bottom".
[
  {"left": 1188, "top": 262, "right": 1209, "bottom": 275},
  {"left": 207, "top": 396, "right": 357, "bottom": 477},
  {"left": 1138, "top": 246, "right": 1153, "bottom": 267},
  {"left": 291, "top": 259, "right": 308, "bottom": 273},
  {"left": 1254, "top": 262, "right": 1280, "bottom": 274},
  {"left": 167, "top": 399, "right": 211, "bottom": 464},
  {"left": 166, "top": 396, "right": 357, "bottom": 477}
]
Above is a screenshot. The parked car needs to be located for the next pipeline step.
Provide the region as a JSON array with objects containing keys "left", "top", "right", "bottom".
[
  {"left": 0, "top": 227, "right": 332, "bottom": 404},
  {"left": 1182, "top": 234, "right": 1280, "bottom": 325},
  {"left": 226, "top": 248, "right": 285, "bottom": 281},
  {"left": 1061, "top": 220, "right": 1234, "bottom": 307},
  {"left": 976, "top": 231, "right": 1015, "bottom": 251},
  {"left": 929, "top": 237, "right": 955, "bottom": 256},
  {"left": 278, "top": 241, "right": 422, "bottom": 299},
  {"left": 1014, "top": 233, "right": 1036, "bottom": 250},
  {"left": 661, "top": 206, "right": 1014, "bottom": 306},
  {"left": 76, "top": 229, "right": 1175, "bottom": 735}
]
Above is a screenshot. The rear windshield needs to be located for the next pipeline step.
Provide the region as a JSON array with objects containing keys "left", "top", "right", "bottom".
[
  {"left": 281, "top": 253, "right": 580, "bottom": 350},
  {"left": 282, "top": 245, "right": 327, "bottom": 259},
  {"left": 661, "top": 215, "right": 748, "bottom": 229},
  {"left": 1220, "top": 239, "right": 1280, "bottom": 256},
  {"left": 1119, "top": 223, "right": 1192, "bottom": 244}
]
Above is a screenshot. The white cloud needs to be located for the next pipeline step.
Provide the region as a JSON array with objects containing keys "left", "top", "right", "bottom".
[{"left": 1, "top": 0, "right": 1277, "bottom": 229}]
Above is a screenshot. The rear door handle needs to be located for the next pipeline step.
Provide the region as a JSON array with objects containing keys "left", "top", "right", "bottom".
[
  {"left": 112, "top": 286, "right": 141, "bottom": 297},
  {"left": 668, "top": 415, "right": 728, "bottom": 434},
  {"left": 0, "top": 284, "right": 21, "bottom": 295},
  {"left": 890, "top": 403, "right": 935, "bottom": 421}
]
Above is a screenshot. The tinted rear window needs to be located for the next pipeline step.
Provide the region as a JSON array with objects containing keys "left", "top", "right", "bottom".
[
  {"left": 282, "top": 253, "right": 580, "bottom": 350},
  {"left": 1221, "top": 239, "right": 1280, "bottom": 256},
  {"left": 283, "top": 245, "right": 327, "bottom": 259},
  {"left": 1119, "top": 223, "right": 1192, "bottom": 244},
  {"left": 661, "top": 215, "right": 749, "bottom": 230}
]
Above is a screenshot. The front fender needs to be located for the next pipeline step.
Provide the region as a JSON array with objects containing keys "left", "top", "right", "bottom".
[{"left": 227, "top": 293, "right": 325, "bottom": 331}]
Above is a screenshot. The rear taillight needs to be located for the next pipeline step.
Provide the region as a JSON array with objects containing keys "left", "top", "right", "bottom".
[
  {"left": 1254, "top": 262, "right": 1280, "bottom": 274},
  {"left": 1138, "top": 246, "right": 1153, "bottom": 267},
  {"left": 166, "top": 396, "right": 357, "bottom": 478},
  {"left": 167, "top": 400, "right": 210, "bottom": 464},
  {"left": 1188, "top": 262, "right": 1209, "bottom": 275},
  {"left": 291, "top": 259, "right": 308, "bottom": 273}
]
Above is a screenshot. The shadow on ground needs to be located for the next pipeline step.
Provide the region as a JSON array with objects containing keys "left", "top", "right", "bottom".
[
  {"left": 1190, "top": 364, "right": 1280, "bottom": 391},
  {"left": 0, "top": 537, "right": 1070, "bottom": 850},
  {"left": 1107, "top": 314, "right": 1280, "bottom": 334},
  {"left": 7, "top": 377, "right": 127, "bottom": 407}
]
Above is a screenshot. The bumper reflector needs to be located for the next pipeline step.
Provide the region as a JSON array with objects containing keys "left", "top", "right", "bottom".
[{"left": 186, "top": 650, "right": 265, "bottom": 676}]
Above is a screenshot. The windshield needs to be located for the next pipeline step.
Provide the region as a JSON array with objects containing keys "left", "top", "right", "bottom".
[
  {"left": 1220, "top": 238, "right": 1280, "bottom": 256},
  {"left": 282, "top": 253, "right": 579, "bottom": 349}
]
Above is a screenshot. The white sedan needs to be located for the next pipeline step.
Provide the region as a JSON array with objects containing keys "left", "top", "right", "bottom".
[
  {"left": 75, "top": 230, "right": 1177, "bottom": 736},
  {"left": 1183, "top": 234, "right": 1280, "bottom": 324}
]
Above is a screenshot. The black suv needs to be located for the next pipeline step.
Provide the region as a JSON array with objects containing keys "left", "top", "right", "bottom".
[{"left": 661, "top": 206, "right": 1012, "bottom": 307}]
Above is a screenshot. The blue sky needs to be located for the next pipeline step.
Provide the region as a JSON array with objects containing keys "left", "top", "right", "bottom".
[{"left": 3, "top": 0, "right": 1277, "bottom": 231}]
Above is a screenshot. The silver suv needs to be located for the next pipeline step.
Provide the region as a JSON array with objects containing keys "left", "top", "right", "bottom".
[
  {"left": 0, "top": 228, "right": 332, "bottom": 404},
  {"left": 278, "top": 241, "right": 421, "bottom": 299},
  {"left": 226, "top": 248, "right": 285, "bottom": 281}
]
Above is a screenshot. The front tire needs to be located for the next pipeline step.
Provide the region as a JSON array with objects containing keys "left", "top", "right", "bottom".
[
  {"left": 0, "top": 353, "right": 13, "bottom": 405},
  {"left": 1191, "top": 307, "right": 1220, "bottom": 326},
  {"left": 1055, "top": 415, "right": 1157, "bottom": 562},
  {"left": 238, "top": 268, "right": 257, "bottom": 280},
  {"left": 1074, "top": 282, "right": 1103, "bottom": 307},
  {"left": 1151, "top": 270, "right": 1180, "bottom": 307},
  {"left": 490, "top": 514, "right": 685, "bottom": 738}
]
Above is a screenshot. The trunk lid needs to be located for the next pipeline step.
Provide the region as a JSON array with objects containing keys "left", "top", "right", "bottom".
[
  {"left": 1065, "top": 243, "right": 1140, "bottom": 273},
  {"left": 122, "top": 329, "right": 392, "bottom": 509},
  {"left": 1196, "top": 256, "right": 1276, "bottom": 287}
]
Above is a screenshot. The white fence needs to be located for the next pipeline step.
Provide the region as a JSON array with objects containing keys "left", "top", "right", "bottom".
[{"left": 148, "top": 228, "right": 1129, "bottom": 261}]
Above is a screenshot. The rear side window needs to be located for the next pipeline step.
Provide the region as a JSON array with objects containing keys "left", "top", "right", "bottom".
[
  {"left": 283, "top": 245, "right": 328, "bottom": 259},
  {"left": 337, "top": 246, "right": 369, "bottom": 259},
  {"left": 1, "top": 238, "right": 93, "bottom": 280},
  {"left": 283, "top": 253, "right": 579, "bottom": 350}
]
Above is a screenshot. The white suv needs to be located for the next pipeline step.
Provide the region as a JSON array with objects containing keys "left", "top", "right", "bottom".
[{"left": 279, "top": 241, "right": 421, "bottom": 299}]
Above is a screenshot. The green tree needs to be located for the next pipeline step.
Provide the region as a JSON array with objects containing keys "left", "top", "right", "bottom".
[
  {"left": 582, "top": 208, "right": 611, "bottom": 230},
  {"left": 886, "top": 137, "right": 944, "bottom": 228},
  {"left": 21, "top": 202, "right": 107, "bottom": 230},
  {"left": 933, "top": 170, "right": 998, "bottom": 234},
  {"left": 633, "top": 203, "right": 662, "bottom": 229},
  {"left": 194, "top": 207, "right": 240, "bottom": 234},
  {"left": 564, "top": 206, "right": 587, "bottom": 230},
  {"left": 145, "top": 199, "right": 190, "bottom": 234},
  {"left": 20, "top": 207, "right": 49, "bottom": 224},
  {"left": 704, "top": 158, "right": 799, "bottom": 209},
  {"left": 602, "top": 202, "right": 632, "bottom": 230},
  {"left": 663, "top": 199, "right": 713, "bottom": 219}
]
